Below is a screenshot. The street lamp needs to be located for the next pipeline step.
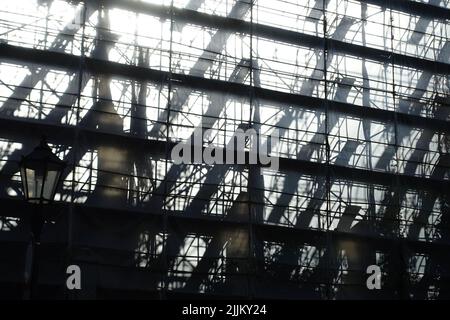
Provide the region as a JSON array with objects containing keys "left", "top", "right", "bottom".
[
  {"left": 20, "top": 138, "right": 66, "bottom": 205},
  {"left": 19, "top": 138, "right": 66, "bottom": 299}
]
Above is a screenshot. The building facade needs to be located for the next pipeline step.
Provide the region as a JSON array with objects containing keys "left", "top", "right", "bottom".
[{"left": 0, "top": 0, "right": 449, "bottom": 299}]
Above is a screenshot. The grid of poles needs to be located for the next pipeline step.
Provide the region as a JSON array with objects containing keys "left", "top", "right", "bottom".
[{"left": 0, "top": 0, "right": 449, "bottom": 299}]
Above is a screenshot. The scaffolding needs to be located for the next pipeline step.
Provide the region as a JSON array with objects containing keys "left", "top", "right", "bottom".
[{"left": 0, "top": 0, "right": 449, "bottom": 299}]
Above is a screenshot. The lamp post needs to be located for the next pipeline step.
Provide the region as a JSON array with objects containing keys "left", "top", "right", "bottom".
[{"left": 20, "top": 138, "right": 66, "bottom": 299}]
